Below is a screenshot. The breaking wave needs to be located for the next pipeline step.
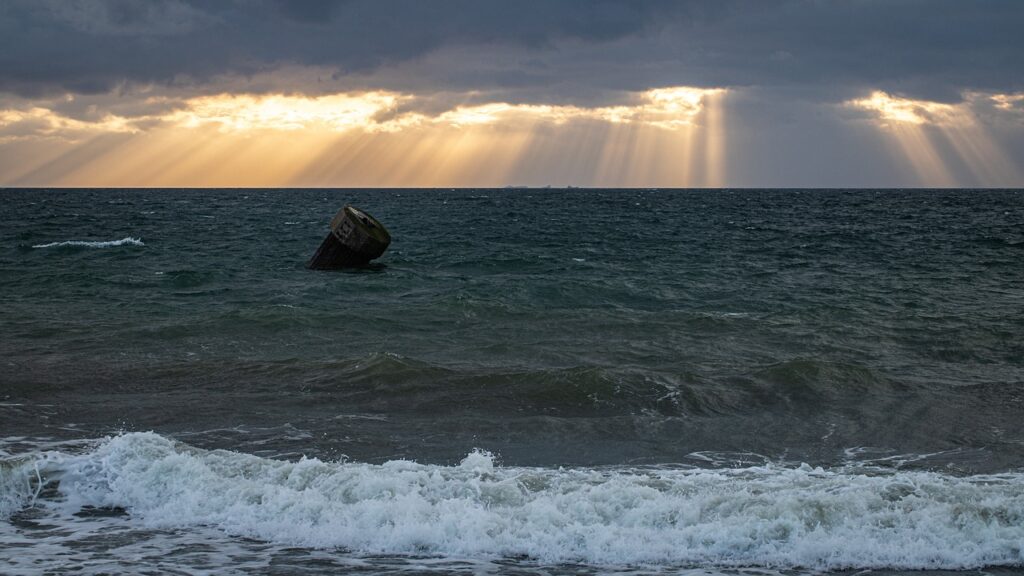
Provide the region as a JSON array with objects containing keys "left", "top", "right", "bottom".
[
  {"left": 3, "top": 432, "right": 1023, "bottom": 570},
  {"left": 31, "top": 237, "right": 144, "bottom": 248}
]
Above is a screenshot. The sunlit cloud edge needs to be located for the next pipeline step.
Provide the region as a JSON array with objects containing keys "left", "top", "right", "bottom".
[{"left": 0, "top": 86, "right": 728, "bottom": 143}]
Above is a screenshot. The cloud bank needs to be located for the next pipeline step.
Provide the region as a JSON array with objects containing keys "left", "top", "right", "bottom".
[
  {"left": 3, "top": 0, "right": 1022, "bottom": 101},
  {"left": 1, "top": 0, "right": 1022, "bottom": 187}
]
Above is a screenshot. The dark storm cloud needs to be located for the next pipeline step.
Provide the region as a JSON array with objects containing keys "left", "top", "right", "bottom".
[{"left": 1, "top": 0, "right": 1021, "bottom": 103}]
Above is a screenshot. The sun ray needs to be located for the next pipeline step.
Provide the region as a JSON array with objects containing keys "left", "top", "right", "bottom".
[
  {"left": 937, "top": 109, "right": 1022, "bottom": 187},
  {"left": 19, "top": 133, "right": 133, "bottom": 186},
  {"left": 0, "top": 86, "right": 730, "bottom": 187},
  {"left": 298, "top": 131, "right": 382, "bottom": 187},
  {"left": 0, "top": 139, "right": 77, "bottom": 185},
  {"left": 844, "top": 90, "right": 1023, "bottom": 187},
  {"left": 889, "top": 123, "right": 956, "bottom": 187},
  {"left": 594, "top": 121, "right": 640, "bottom": 187},
  {"left": 702, "top": 91, "right": 727, "bottom": 187}
]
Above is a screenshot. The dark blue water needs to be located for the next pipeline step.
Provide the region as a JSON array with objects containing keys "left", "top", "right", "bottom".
[{"left": 1, "top": 189, "right": 1023, "bottom": 574}]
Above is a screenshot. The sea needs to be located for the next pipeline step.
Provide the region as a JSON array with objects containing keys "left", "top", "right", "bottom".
[{"left": 1, "top": 188, "right": 1022, "bottom": 575}]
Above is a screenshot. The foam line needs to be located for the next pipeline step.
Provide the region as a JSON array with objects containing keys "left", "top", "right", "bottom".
[
  {"left": 32, "top": 237, "right": 144, "bottom": 248},
  {"left": 5, "top": 433, "right": 1024, "bottom": 570}
]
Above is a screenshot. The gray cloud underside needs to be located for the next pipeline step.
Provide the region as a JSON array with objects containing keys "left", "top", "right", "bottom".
[{"left": 1, "top": 0, "right": 1022, "bottom": 104}]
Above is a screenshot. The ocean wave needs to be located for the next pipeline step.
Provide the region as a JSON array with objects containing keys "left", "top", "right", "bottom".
[
  {"left": 296, "top": 356, "right": 734, "bottom": 417},
  {"left": 749, "top": 358, "right": 906, "bottom": 401},
  {"left": 304, "top": 355, "right": 897, "bottom": 418},
  {"left": 0, "top": 457, "right": 41, "bottom": 519},
  {"left": 4, "top": 432, "right": 1024, "bottom": 570},
  {"left": 31, "top": 237, "right": 144, "bottom": 249}
]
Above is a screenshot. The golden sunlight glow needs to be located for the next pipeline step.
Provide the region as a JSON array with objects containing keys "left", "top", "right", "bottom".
[
  {"left": 437, "top": 103, "right": 569, "bottom": 127},
  {"left": 990, "top": 93, "right": 1024, "bottom": 111},
  {"left": 168, "top": 92, "right": 411, "bottom": 133},
  {"left": 846, "top": 90, "right": 1021, "bottom": 186},
  {"left": 0, "top": 86, "right": 731, "bottom": 187},
  {"left": 437, "top": 87, "right": 723, "bottom": 131},
  {"left": 848, "top": 91, "right": 955, "bottom": 125},
  {"left": 0, "top": 106, "right": 137, "bottom": 142},
  {"left": 702, "top": 90, "right": 727, "bottom": 187}
]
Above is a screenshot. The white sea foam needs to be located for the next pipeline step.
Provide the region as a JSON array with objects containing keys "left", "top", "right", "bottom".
[
  {"left": 4, "top": 432, "right": 1024, "bottom": 570},
  {"left": 31, "top": 237, "right": 144, "bottom": 248},
  {"left": 0, "top": 458, "right": 40, "bottom": 519}
]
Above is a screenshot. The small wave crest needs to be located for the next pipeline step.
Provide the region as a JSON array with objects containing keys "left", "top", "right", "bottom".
[
  {"left": 31, "top": 237, "right": 144, "bottom": 249},
  {"left": 4, "top": 432, "right": 1024, "bottom": 570}
]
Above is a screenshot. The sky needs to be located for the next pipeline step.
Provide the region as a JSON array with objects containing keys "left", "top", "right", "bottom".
[{"left": 1, "top": 0, "right": 1022, "bottom": 188}]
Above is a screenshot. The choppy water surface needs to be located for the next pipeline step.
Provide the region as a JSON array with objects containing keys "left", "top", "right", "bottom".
[{"left": 1, "top": 188, "right": 1022, "bottom": 575}]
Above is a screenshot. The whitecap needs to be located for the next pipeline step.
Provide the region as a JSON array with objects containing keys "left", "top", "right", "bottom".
[
  {"left": 31, "top": 237, "right": 144, "bottom": 249},
  {"left": 4, "top": 432, "right": 1024, "bottom": 570}
]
